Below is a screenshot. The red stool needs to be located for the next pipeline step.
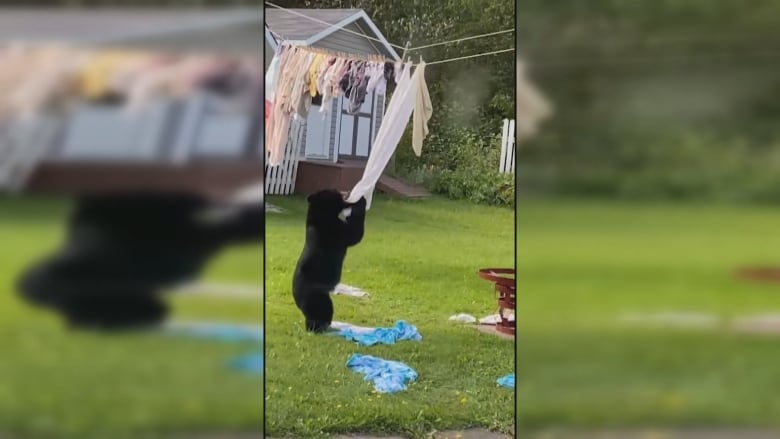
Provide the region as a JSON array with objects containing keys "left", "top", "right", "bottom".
[{"left": 478, "top": 268, "right": 515, "bottom": 336}]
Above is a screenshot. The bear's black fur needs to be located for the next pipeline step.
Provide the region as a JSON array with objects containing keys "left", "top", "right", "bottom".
[
  {"left": 17, "top": 191, "right": 264, "bottom": 330},
  {"left": 292, "top": 189, "right": 366, "bottom": 333}
]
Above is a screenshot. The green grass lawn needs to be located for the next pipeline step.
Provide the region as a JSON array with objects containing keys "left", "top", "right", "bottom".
[
  {"left": 518, "top": 198, "right": 780, "bottom": 434},
  {"left": 0, "top": 196, "right": 262, "bottom": 439},
  {"left": 264, "top": 195, "right": 515, "bottom": 438}
]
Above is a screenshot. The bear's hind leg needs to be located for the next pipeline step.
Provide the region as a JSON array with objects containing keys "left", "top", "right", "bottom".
[
  {"left": 305, "top": 318, "right": 331, "bottom": 333},
  {"left": 302, "top": 293, "right": 334, "bottom": 333}
]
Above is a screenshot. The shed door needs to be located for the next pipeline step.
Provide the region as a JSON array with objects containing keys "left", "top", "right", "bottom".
[
  {"left": 304, "top": 105, "right": 331, "bottom": 159},
  {"left": 337, "top": 92, "right": 374, "bottom": 159},
  {"left": 59, "top": 100, "right": 172, "bottom": 161}
]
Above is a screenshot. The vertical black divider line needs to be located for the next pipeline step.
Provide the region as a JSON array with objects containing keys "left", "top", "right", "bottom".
[
  {"left": 243, "top": 73, "right": 265, "bottom": 160},
  {"left": 260, "top": 2, "right": 268, "bottom": 437},
  {"left": 513, "top": 0, "right": 519, "bottom": 435}
]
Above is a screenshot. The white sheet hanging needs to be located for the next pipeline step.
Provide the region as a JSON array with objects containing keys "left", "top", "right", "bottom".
[
  {"left": 265, "top": 50, "right": 282, "bottom": 105},
  {"left": 346, "top": 61, "right": 427, "bottom": 209}
]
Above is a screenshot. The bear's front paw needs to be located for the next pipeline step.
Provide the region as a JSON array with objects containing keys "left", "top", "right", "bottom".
[{"left": 352, "top": 197, "right": 367, "bottom": 209}]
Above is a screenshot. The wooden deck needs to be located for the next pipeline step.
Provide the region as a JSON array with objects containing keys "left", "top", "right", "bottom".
[
  {"left": 377, "top": 174, "right": 431, "bottom": 198},
  {"left": 20, "top": 158, "right": 430, "bottom": 201},
  {"left": 23, "top": 160, "right": 263, "bottom": 202}
]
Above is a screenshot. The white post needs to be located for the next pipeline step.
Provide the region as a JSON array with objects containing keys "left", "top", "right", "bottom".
[
  {"left": 500, "top": 119, "right": 510, "bottom": 174},
  {"left": 508, "top": 119, "right": 516, "bottom": 174}
]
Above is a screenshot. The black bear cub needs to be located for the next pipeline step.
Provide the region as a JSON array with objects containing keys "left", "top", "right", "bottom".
[
  {"left": 293, "top": 189, "right": 367, "bottom": 333},
  {"left": 17, "top": 191, "right": 264, "bottom": 330}
]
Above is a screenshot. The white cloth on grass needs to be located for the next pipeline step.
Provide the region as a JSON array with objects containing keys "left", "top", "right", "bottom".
[
  {"left": 479, "top": 313, "right": 515, "bottom": 325},
  {"left": 449, "top": 313, "right": 477, "bottom": 324},
  {"left": 265, "top": 203, "right": 285, "bottom": 213},
  {"left": 331, "top": 283, "right": 369, "bottom": 298},
  {"left": 329, "top": 321, "right": 376, "bottom": 334}
]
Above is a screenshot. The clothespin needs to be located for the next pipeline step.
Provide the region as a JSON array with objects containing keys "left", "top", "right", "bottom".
[{"left": 400, "top": 41, "right": 411, "bottom": 64}]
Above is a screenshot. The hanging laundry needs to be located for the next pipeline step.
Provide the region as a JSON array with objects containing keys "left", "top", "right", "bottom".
[
  {"left": 307, "top": 53, "right": 326, "bottom": 97},
  {"left": 78, "top": 50, "right": 144, "bottom": 101},
  {"left": 121, "top": 54, "right": 258, "bottom": 111},
  {"left": 365, "top": 62, "right": 384, "bottom": 94},
  {"left": 315, "top": 56, "right": 335, "bottom": 99},
  {"left": 0, "top": 43, "right": 262, "bottom": 123},
  {"left": 393, "top": 62, "right": 404, "bottom": 87},
  {"left": 265, "top": 52, "right": 283, "bottom": 100},
  {"left": 412, "top": 61, "right": 432, "bottom": 156},
  {"left": 290, "top": 51, "right": 316, "bottom": 119},
  {"left": 338, "top": 59, "right": 387, "bottom": 115},
  {"left": 319, "top": 57, "right": 347, "bottom": 114},
  {"left": 121, "top": 59, "right": 168, "bottom": 109},
  {"left": 266, "top": 45, "right": 302, "bottom": 165},
  {"left": 264, "top": 48, "right": 283, "bottom": 126},
  {"left": 0, "top": 44, "right": 33, "bottom": 117},
  {"left": 195, "top": 57, "right": 252, "bottom": 97},
  {"left": 346, "top": 60, "right": 431, "bottom": 209},
  {"left": 110, "top": 53, "right": 177, "bottom": 100},
  {"left": 346, "top": 62, "right": 414, "bottom": 208},
  {"left": 347, "top": 65, "right": 370, "bottom": 114},
  {"left": 516, "top": 60, "right": 553, "bottom": 141},
  {"left": 374, "top": 61, "right": 395, "bottom": 96},
  {"left": 265, "top": 45, "right": 391, "bottom": 166},
  {"left": 7, "top": 45, "right": 90, "bottom": 120}
]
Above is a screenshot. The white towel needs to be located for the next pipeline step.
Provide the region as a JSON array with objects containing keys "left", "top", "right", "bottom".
[
  {"left": 449, "top": 313, "right": 477, "bottom": 324},
  {"left": 329, "top": 321, "right": 375, "bottom": 334},
  {"left": 331, "top": 283, "right": 369, "bottom": 298}
]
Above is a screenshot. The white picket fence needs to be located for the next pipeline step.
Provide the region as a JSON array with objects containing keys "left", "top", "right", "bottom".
[
  {"left": 264, "top": 118, "right": 305, "bottom": 195},
  {"left": 499, "top": 118, "right": 516, "bottom": 174},
  {"left": 0, "top": 116, "right": 59, "bottom": 192}
]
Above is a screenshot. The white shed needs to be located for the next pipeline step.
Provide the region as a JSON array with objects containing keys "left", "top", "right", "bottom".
[
  {"left": 264, "top": 8, "right": 401, "bottom": 195},
  {"left": 0, "top": 8, "right": 263, "bottom": 199}
]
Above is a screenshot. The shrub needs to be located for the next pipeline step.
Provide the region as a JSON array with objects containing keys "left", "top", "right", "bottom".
[{"left": 394, "top": 122, "right": 515, "bottom": 208}]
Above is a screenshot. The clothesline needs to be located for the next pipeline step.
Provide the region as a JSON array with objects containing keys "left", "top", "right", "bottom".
[
  {"left": 280, "top": 41, "right": 513, "bottom": 67},
  {"left": 426, "top": 47, "right": 514, "bottom": 65},
  {"left": 281, "top": 42, "right": 394, "bottom": 64},
  {"left": 407, "top": 29, "right": 515, "bottom": 51}
]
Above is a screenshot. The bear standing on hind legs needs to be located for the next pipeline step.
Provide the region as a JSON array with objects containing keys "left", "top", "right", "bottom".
[{"left": 293, "top": 189, "right": 367, "bottom": 333}]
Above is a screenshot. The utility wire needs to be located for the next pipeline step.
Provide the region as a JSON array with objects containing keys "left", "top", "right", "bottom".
[
  {"left": 408, "top": 29, "right": 514, "bottom": 51},
  {"left": 426, "top": 48, "right": 514, "bottom": 65}
]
